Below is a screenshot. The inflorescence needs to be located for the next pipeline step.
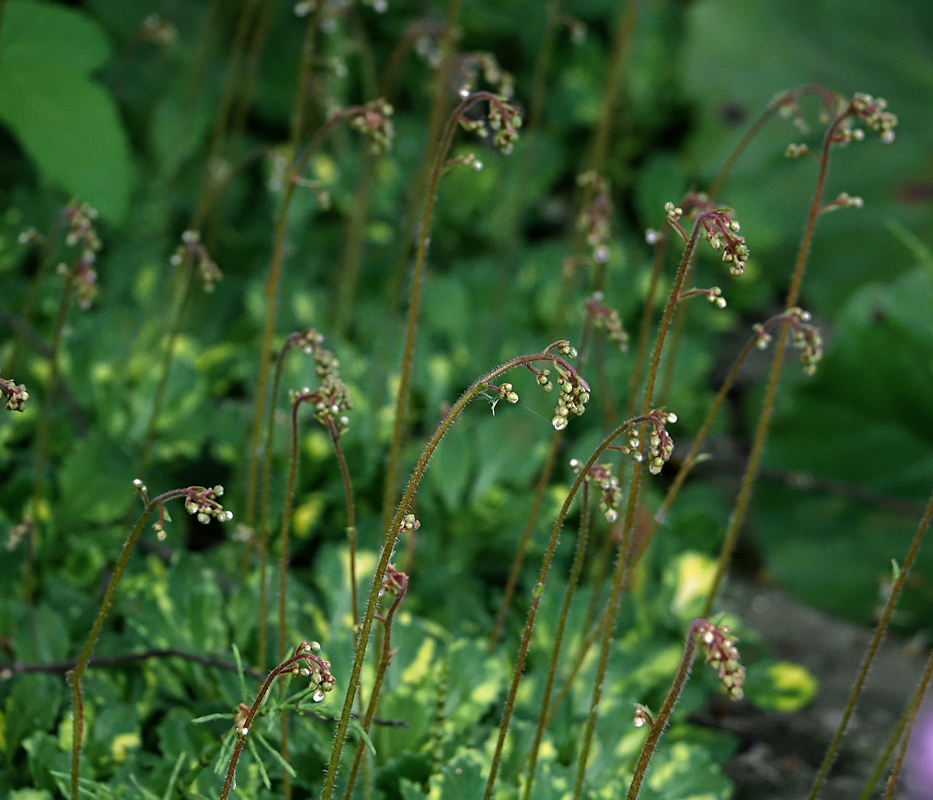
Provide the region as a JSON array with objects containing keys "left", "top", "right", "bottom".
[
  {"left": 753, "top": 307, "right": 823, "bottom": 376},
  {"left": 525, "top": 341, "right": 590, "bottom": 431},
  {"left": 170, "top": 230, "right": 222, "bottom": 292},
  {"left": 695, "top": 619, "right": 746, "bottom": 700},
  {"left": 665, "top": 199, "right": 749, "bottom": 277},
  {"left": 0, "top": 374, "right": 29, "bottom": 412},
  {"left": 569, "top": 459, "right": 622, "bottom": 523}
]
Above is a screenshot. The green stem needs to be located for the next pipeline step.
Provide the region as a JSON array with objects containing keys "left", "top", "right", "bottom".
[
  {"left": 488, "top": 431, "right": 562, "bottom": 652},
  {"left": 243, "top": 108, "right": 365, "bottom": 537},
  {"left": 320, "top": 348, "right": 581, "bottom": 800},
  {"left": 807, "top": 487, "right": 933, "bottom": 800},
  {"left": 342, "top": 571, "right": 408, "bottom": 800},
  {"left": 625, "top": 620, "right": 703, "bottom": 800},
  {"left": 70, "top": 488, "right": 200, "bottom": 800},
  {"left": 701, "top": 103, "right": 849, "bottom": 620},
  {"left": 484, "top": 416, "right": 656, "bottom": 800},
  {"left": 521, "top": 482, "right": 592, "bottom": 800},
  {"left": 572, "top": 214, "right": 703, "bottom": 800},
  {"left": 379, "top": 91, "right": 510, "bottom": 544}
]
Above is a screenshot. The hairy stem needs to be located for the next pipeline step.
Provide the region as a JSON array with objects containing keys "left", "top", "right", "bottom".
[
  {"left": 807, "top": 487, "right": 933, "bottom": 800},
  {"left": 320, "top": 348, "right": 582, "bottom": 800}
]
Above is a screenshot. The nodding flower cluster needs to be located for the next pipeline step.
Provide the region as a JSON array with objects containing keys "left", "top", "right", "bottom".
[
  {"left": 842, "top": 92, "right": 898, "bottom": 145},
  {"left": 349, "top": 98, "right": 395, "bottom": 155},
  {"left": 665, "top": 200, "right": 749, "bottom": 277},
  {"left": 170, "top": 230, "right": 222, "bottom": 292},
  {"left": 292, "top": 376, "right": 352, "bottom": 436},
  {"left": 35, "top": 202, "right": 103, "bottom": 310},
  {"left": 286, "top": 329, "right": 351, "bottom": 436},
  {"left": 525, "top": 341, "right": 590, "bottom": 432},
  {"left": 613, "top": 409, "right": 678, "bottom": 475},
  {"left": 577, "top": 172, "right": 613, "bottom": 265},
  {"left": 457, "top": 93, "right": 522, "bottom": 155},
  {"left": 132, "top": 480, "right": 232, "bottom": 541},
  {"left": 288, "top": 641, "right": 336, "bottom": 704},
  {"left": 753, "top": 307, "right": 823, "bottom": 376},
  {"left": 569, "top": 459, "right": 621, "bottom": 523},
  {"left": 695, "top": 620, "right": 745, "bottom": 700},
  {"left": 0, "top": 374, "right": 28, "bottom": 412},
  {"left": 586, "top": 292, "right": 629, "bottom": 351}
]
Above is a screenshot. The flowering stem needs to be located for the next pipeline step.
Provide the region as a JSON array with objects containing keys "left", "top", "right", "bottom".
[
  {"left": 380, "top": 91, "right": 510, "bottom": 544},
  {"left": 342, "top": 570, "right": 408, "bottom": 800},
  {"left": 243, "top": 106, "right": 368, "bottom": 539},
  {"left": 572, "top": 211, "right": 704, "bottom": 800},
  {"left": 521, "top": 482, "right": 592, "bottom": 800},
  {"left": 882, "top": 644, "right": 933, "bottom": 800},
  {"left": 701, "top": 105, "right": 847, "bottom": 621},
  {"left": 320, "top": 348, "right": 582, "bottom": 800},
  {"left": 69, "top": 488, "right": 210, "bottom": 800},
  {"left": 625, "top": 620, "right": 701, "bottom": 800},
  {"left": 485, "top": 414, "right": 657, "bottom": 800}
]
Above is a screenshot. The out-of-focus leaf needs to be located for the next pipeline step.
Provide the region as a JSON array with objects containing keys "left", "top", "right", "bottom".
[{"left": 0, "top": 1, "right": 132, "bottom": 220}]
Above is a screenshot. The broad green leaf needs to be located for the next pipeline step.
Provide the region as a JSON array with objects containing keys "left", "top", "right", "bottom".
[
  {"left": 57, "top": 432, "right": 134, "bottom": 524},
  {"left": 0, "top": 1, "right": 132, "bottom": 220}
]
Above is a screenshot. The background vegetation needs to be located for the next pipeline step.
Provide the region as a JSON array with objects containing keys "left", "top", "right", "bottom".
[{"left": 1, "top": 0, "right": 931, "bottom": 798}]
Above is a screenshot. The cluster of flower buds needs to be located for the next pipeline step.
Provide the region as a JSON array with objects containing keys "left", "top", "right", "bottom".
[
  {"left": 847, "top": 92, "right": 898, "bottom": 144},
  {"left": 138, "top": 13, "right": 176, "bottom": 45},
  {"left": 62, "top": 202, "right": 102, "bottom": 262},
  {"left": 526, "top": 342, "right": 590, "bottom": 432},
  {"left": 293, "top": 376, "right": 352, "bottom": 436},
  {"left": 349, "top": 98, "right": 395, "bottom": 155},
  {"left": 486, "top": 381, "right": 519, "bottom": 408},
  {"left": 784, "top": 142, "right": 811, "bottom": 159},
  {"left": 645, "top": 409, "right": 677, "bottom": 475},
  {"left": 457, "top": 94, "right": 522, "bottom": 155},
  {"left": 1, "top": 374, "right": 29, "bottom": 412},
  {"left": 285, "top": 328, "right": 340, "bottom": 381},
  {"left": 290, "top": 641, "right": 336, "bottom": 702},
  {"left": 170, "top": 230, "right": 222, "bottom": 291},
  {"left": 569, "top": 459, "right": 621, "bottom": 523},
  {"left": 398, "top": 513, "right": 420, "bottom": 536},
  {"left": 577, "top": 172, "right": 612, "bottom": 265},
  {"left": 820, "top": 191, "right": 864, "bottom": 215},
  {"left": 445, "top": 151, "right": 485, "bottom": 174},
  {"left": 57, "top": 258, "right": 98, "bottom": 310},
  {"left": 585, "top": 293, "right": 628, "bottom": 351},
  {"left": 184, "top": 485, "right": 233, "bottom": 525},
  {"left": 752, "top": 308, "right": 823, "bottom": 375},
  {"left": 665, "top": 198, "right": 749, "bottom": 277},
  {"left": 379, "top": 564, "right": 408, "bottom": 599},
  {"left": 632, "top": 702, "right": 655, "bottom": 729},
  {"left": 695, "top": 620, "right": 745, "bottom": 700}
]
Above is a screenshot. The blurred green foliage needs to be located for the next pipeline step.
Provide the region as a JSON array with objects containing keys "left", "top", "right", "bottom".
[{"left": 1, "top": 0, "right": 931, "bottom": 796}]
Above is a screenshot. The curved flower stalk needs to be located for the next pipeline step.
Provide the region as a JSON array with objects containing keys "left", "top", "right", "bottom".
[
  {"left": 219, "top": 641, "right": 335, "bottom": 800},
  {"left": 625, "top": 620, "right": 745, "bottom": 800},
  {"left": 703, "top": 91, "right": 898, "bottom": 623},
  {"left": 380, "top": 89, "right": 522, "bottom": 540},
  {"left": 70, "top": 481, "right": 232, "bottom": 800},
  {"left": 241, "top": 99, "right": 394, "bottom": 545},
  {"left": 320, "top": 342, "right": 586, "bottom": 800}
]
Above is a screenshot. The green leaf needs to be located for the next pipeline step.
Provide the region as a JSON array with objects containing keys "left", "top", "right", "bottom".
[
  {"left": 0, "top": 1, "right": 132, "bottom": 221},
  {"left": 744, "top": 659, "right": 818, "bottom": 713},
  {"left": 57, "top": 432, "right": 134, "bottom": 525}
]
